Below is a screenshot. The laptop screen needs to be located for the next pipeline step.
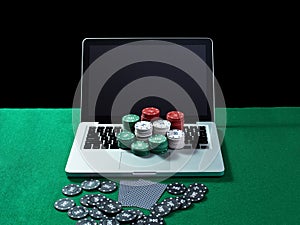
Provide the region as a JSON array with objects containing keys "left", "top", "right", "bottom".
[{"left": 81, "top": 38, "right": 214, "bottom": 123}]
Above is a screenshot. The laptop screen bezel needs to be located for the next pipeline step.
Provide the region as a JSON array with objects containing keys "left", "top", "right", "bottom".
[{"left": 80, "top": 38, "right": 214, "bottom": 123}]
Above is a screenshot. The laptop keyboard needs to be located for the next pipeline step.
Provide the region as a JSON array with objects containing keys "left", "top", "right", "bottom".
[{"left": 83, "top": 125, "right": 209, "bottom": 149}]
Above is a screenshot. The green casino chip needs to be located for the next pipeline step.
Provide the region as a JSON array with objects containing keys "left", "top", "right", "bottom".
[
  {"left": 122, "top": 114, "right": 140, "bottom": 132},
  {"left": 131, "top": 141, "right": 150, "bottom": 156},
  {"left": 149, "top": 134, "right": 169, "bottom": 154},
  {"left": 117, "top": 131, "right": 135, "bottom": 149}
]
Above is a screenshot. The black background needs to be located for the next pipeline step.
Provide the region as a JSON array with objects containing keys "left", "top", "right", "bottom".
[{"left": 1, "top": 9, "right": 299, "bottom": 108}]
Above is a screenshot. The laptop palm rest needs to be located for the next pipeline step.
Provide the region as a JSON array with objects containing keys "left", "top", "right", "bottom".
[{"left": 120, "top": 151, "right": 170, "bottom": 171}]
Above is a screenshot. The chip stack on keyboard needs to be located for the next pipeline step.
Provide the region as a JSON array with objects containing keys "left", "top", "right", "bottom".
[
  {"left": 152, "top": 119, "right": 171, "bottom": 136},
  {"left": 141, "top": 107, "right": 160, "bottom": 121},
  {"left": 134, "top": 121, "right": 153, "bottom": 141},
  {"left": 166, "top": 111, "right": 185, "bottom": 130},
  {"left": 117, "top": 131, "right": 135, "bottom": 149},
  {"left": 149, "top": 134, "right": 169, "bottom": 154},
  {"left": 167, "top": 129, "right": 185, "bottom": 149},
  {"left": 122, "top": 114, "right": 140, "bottom": 132}
]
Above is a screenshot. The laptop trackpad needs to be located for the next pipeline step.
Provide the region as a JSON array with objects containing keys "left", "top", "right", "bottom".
[{"left": 120, "top": 152, "right": 170, "bottom": 171}]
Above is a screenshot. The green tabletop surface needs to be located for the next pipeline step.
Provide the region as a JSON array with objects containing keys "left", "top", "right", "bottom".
[{"left": 1, "top": 108, "right": 300, "bottom": 225}]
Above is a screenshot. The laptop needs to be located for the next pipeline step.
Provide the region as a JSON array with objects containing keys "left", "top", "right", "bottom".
[{"left": 65, "top": 38, "right": 225, "bottom": 178}]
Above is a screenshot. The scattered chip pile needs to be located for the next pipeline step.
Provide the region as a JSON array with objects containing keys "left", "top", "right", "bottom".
[
  {"left": 141, "top": 107, "right": 160, "bottom": 121},
  {"left": 54, "top": 179, "right": 209, "bottom": 225}
]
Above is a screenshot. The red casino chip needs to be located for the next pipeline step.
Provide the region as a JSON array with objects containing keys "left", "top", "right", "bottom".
[
  {"left": 166, "top": 111, "right": 185, "bottom": 130},
  {"left": 141, "top": 107, "right": 160, "bottom": 121}
]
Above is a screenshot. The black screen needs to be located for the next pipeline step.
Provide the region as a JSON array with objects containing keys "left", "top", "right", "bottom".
[{"left": 81, "top": 38, "right": 213, "bottom": 123}]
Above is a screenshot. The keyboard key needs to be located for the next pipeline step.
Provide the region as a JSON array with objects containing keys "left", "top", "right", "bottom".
[{"left": 84, "top": 143, "right": 92, "bottom": 149}]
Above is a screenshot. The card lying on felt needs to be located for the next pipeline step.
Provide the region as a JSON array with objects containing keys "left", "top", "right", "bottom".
[{"left": 119, "top": 179, "right": 167, "bottom": 209}]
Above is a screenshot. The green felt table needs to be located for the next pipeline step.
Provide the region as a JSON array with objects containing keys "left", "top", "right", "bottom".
[{"left": 1, "top": 108, "right": 300, "bottom": 225}]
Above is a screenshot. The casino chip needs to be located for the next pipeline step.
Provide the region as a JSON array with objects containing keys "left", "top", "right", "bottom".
[
  {"left": 162, "top": 197, "right": 181, "bottom": 211},
  {"left": 141, "top": 107, "right": 160, "bottom": 121},
  {"left": 80, "top": 195, "right": 91, "bottom": 207},
  {"left": 117, "top": 131, "right": 136, "bottom": 149},
  {"left": 81, "top": 179, "right": 101, "bottom": 191},
  {"left": 166, "top": 182, "right": 187, "bottom": 195},
  {"left": 54, "top": 198, "right": 75, "bottom": 211},
  {"left": 68, "top": 206, "right": 89, "bottom": 220},
  {"left": 167, "top": 129, "right": 185, "bottom": 149},
  {"left": 87, "top": 194, "right": 107, "bottom": 206},
  {"left": 76, "top": 218, "right": 98, "bottom": 225},
  {"left": 98, "top": 199, "right": 123, "bottom": 215},
  {"left": 189, "top": 182, "right": 208, "bottom": 194},
  {"left": 134, "top": 121, "right": 153, "bottom": 141},
  {"left": 99, "top": 218, "right": 120, "bottom": 225},
  {"left": 116, "top": 210, "right": 137, "bottom": 223},
  {"left": 166, "top": 111, "right": 184, "bottom": 130},
  {"left": 131, "top": 218, "right": 146, "bottom": 225},
  {"left": 152, "top": 120, "right": 171, "bottom": 136},
  {"left": 62, "top": 184, "right": 82, "bottom": 196},
  {"left": 89, "top": 207, "right": 107, "bottom": 219},
  {"left": 149, "top": 134, "right": 168, "bottom": 154},
  {"left": 176, "top": 196, "right": 192, "bottom": 209},
  {"left": 184, "top": 188, "right": 205, "bottom": 202},
  {"left": 122, "top": 114, "right": 140, "bottom": 132},
  {"left": 131, "top": 209, "right": 144, "bottom": 220},
  {"left": 145, "top": 215, "right": 164, "bottom": 225},
  {"left": 150, "top": 202, "right": 171, "bottom": 217},
  {"left": 98, "top": 181, "right": 118, "bottom": 193},
  {"left": 131, "top": 141, "right": 150, "bottom": 157}
]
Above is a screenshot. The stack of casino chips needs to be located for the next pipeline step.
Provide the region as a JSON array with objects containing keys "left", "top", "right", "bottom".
[
  {"left": 117, "top": 131, "right": 135, "bottom": 149},
  {"left": 167, "top": 129, "right": 185, "bottom": 149},
  {"left": 152, "top": 119, "right": 171, "bottom": 136},
  {"left": 166, "top": 111, "right": 185, "bottom": 130},
  {"left": 131, "top": 141, "right": 150, "bottom": 156},
  {"left": 134, "top": 121, "right": 153, "bottom": 141},
  {"left": 141, "top": 107, "right": 160, "bottom": 121},
  {"left": 149, "top": 134, "right": 169, "bottom": 154},
  {"left": 122, "top": 114, "right": 140, "bottom": 132}
]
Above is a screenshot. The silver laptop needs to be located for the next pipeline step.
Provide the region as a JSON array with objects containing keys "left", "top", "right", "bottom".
[{"left": 65, "top": 38, "right": 225, "bottom": 178}]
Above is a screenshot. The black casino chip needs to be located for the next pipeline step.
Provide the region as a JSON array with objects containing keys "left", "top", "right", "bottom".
[
  {"left": 150, "top": 202, "right": 171, "bottom": 217},
  {"left": 99, "top": 218, "right": 120, "bottom": 225},
  {"left": 162, "top": 197, "right": 181, "bottom": 211},
  {"left": 76, "top": 218, "right": 98, "bottom": 225},
  {"left": 131, "top": 218, "right": 146, "bottom": 225},
  {"left": 98, "top": 180, "right": 118, "bottom": 193},
  {"left": 144, "top": 215, "right": 164, "bottom": 225},
  {"left": 54, "top": 198, "right": 75, "bottom": 211},
  {"left": 166, "top": 182, "right": 187, "bottom": 195},
  {"left": 116, "top": 210, "right": 137, "bottom": 223},
  {"left": 81, "top": 179, "right": 101, "bottom": 191},
  {"left": 87, "top": 194, "right": 107, "bottom": 206},
  {"left": 184, "top": 188, "right": 205, "bottom": 202},
  {"left": 89, "top": 207, "right": 107, "bottom": 219},
  {"left": 176, "top": 196, "right": 192, "bottom": 209},
  {"left": 68, "top": 206, "right": 89, "bottom": 220},
  {"left": 98, "top": 200, "right": 123, "bottom": 215},
  {"left": 62, "top": 184, "right": 82, "bottom": 196},
  {"left": 189, "top": 183, "right": 208, "bottom": 194},
  {"left": 80, "top": 195, "right": 91, "bottom": 207},
  {"left": 131, "top": 209, "right": 144, "bottom": 220}
]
